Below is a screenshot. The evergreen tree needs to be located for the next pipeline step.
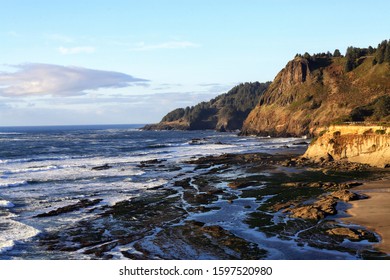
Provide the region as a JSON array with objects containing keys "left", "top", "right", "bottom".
[
  {"left": 344, "top": 46, "right": 356, "bottom": 72},
  {"left": 333, "top": 49, "right": 341, "bottom": 57},
  {"left": 385, "top": 42, "right": 390, "bottom": 63},
  {"left": 376, "top": 40, "right": 387, "bottom": 64}
]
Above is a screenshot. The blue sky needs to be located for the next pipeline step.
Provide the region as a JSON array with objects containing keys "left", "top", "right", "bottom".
[{"left": 0, "top": 0, "right": 389, "bottom": 126}]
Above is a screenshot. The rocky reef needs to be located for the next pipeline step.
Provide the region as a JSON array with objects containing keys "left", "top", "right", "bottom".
[{"left": 38, "top": 151, "right": 390, "bottom": 259}]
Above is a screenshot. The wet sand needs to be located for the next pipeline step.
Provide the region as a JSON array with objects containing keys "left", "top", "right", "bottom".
[{"left": 342, "top": 177, "right": 390, "bottom": 253}]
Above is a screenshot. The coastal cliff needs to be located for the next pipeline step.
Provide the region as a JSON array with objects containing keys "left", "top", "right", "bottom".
[
  {"left": 143, "top": 82, "right": 270, "bottom": 131},
  {"left": 304, "top": 125, "right": 390, "bottom": 167},
  {"left": 241, "top": 42, "right": 390, "bottom": 137}
]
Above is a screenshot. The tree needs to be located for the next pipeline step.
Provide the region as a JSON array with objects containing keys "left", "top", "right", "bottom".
[
  {"left": 376, "top": 40, "right": 387, "bottom": 64},
  {"left": 344, "top": 46, "right": 356, "bottom": 72},
  {"left": 333, "top": 49, "right": 341, "bottom": 57},
  {"left": 384, "top": 42, "right": 390, "bottom": 63}
]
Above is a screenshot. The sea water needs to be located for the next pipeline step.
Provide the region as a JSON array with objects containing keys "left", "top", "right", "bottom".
[{"left": 0, "top": 125, "right": 304, "bottom": 259}]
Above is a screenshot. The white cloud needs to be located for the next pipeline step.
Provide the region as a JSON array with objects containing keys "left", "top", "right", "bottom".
[
  {"left": 130, "top": 41, "right": 200, "bottom": 51},
  {"left": 0, "top": 63, "right": 149, "bottom": 97},
  {"left": 58, "top": 46, "right": 96, "bottom": 55}
]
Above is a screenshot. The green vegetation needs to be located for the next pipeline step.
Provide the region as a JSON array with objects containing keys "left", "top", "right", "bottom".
[
  {"left": 347, "top": 95, "right": 390, "bottom": 122},
  {"left": 344, "top": 40, "right": 390, "bottom": 71},
  {"left": 375, "top": 129, "right": 386, "bottom": 135},
  {"left": 158, "top": 81, "right": 271, "bottom": 131},
  {"left": 241, "top": 39, "right": 390, "bottom": 137}
]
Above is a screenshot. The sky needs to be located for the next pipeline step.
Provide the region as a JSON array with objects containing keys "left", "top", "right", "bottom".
[{"left": 0, "top": 0, "right": 389, "bottom": 126}]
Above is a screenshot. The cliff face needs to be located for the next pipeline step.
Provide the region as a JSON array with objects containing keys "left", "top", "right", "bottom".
[
  {"left": 304, "top": 125, "right": 390, "bottom": 167},
  {"left": 241, "top": 55, "right": 390, "bottom": 137}
]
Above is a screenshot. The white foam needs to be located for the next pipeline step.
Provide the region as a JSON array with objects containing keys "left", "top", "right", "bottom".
[
  {"left": 0, "top": 199, "right": 14, "bottom": 208},
  {"left": 0, "top": 132, "right": 24, "bottom": 135},
  {"left": 0, "top": 219, "right": 40, "bottom": 253},
  {"left": 0, "top": 180, "right": 28, "bottom": 188},
  {"left": 0, "top": 240, "right": 15, "bottom": 253}
]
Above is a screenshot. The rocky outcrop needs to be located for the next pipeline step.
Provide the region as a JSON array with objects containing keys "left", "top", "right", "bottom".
[
  {"left": 142, "top": 120, "right": 190, "bottom": 131},
  {"left": 304, "top": 125, "right": 390, "bottom": 168}
]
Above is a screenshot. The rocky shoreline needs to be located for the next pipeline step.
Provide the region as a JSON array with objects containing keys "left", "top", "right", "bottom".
[{"left": 36, "top": 151, "right": 390, "bottom": 259}]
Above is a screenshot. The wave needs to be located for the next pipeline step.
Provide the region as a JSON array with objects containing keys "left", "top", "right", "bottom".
[
  {"left": 2, "top": 165, "right": 61, "bottom": 175},
  {"left": 146, "top": 143, "right": 173, "bottom": 149},
  {"left": 0, "top": 199, "right": 14, "bottom": 208},
  {"left": 0, "top": 180, "right": 28, "bottom": 188},
  {"left": 0, "top": 219, "right": 40, "bottom": 254},
  {"left": 0, "top": 132, "right": 24, "bottom": 135}
]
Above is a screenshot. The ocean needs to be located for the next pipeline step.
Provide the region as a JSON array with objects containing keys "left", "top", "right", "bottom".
[{"left": 0, "top": 125, "right": 306, "bottom": 259}]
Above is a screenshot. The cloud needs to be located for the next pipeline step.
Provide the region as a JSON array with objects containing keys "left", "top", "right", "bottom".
[
  {"left": 130, "top": 41, "right": 200, "bottom": 51},
  {"left": 0, "top": 63, "right": 149, "bottom": 97},
  {"left": 58, "top": 46, "right": 95, "bottom": 55}
]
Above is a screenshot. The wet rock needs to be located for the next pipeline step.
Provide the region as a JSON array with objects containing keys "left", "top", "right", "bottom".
[
  {"left": 281, "top": 182, "right": 303, "bottom": 187},
  {"left": 137, "top": 221, "right": 268, "bottom": 259},
  {"left": 228, "top": 180, "right": 256, "bottom": 189},
  {"left": 315, "top": 197, "right": 337, "bottom": 215},
  {"left": 138, "top": 159, "right": 167, "bottom": 167},
  {"left": 188, "top": 138, "right": 208, "bottom": 145},
  {"left": 91, "top": 164, "right": 112, "bottom": 171},
  {"left": 36, "top": 199, "right": 103, "bottom": 218},
  {"left": 307, "top": 182, "right": 322, "bottom": 188},
  {"left": 326, "top": 227, "right": 360, "bottom": 240},
  {"left": 331, "top": 190, "right": 359, "bottom": 202},
  {"left": 290, "top": 197, "right": 337, "bottom": 220},
  {"left": 290, "top": 205, "right": 326, "bottom": 220},
  {"left": 173, "top": 178, "right": 192, "bottom": 189},
  {"left": 292, "top": 141, "right": 309, "bottom": 146}
]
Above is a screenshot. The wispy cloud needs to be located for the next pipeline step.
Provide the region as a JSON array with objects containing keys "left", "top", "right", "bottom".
[
  {"left": 0, "top": 63, "right": 149, "bottom": 97},
  {"left": 130, "top": 41, "right": 200, "bottom": 51},
  {"left": 58, "top": 46, "right": 96, "bottom": 55}
]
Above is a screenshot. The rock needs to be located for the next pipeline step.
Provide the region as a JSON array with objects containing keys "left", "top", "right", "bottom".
[
  {"left": 201, "top": 225, "right": 226, "bottom": 238},
  {"left": 228, "top": 180, "right": 256, "bottom": 189},
  {"left": 281, "top": 182, "right": 302, "bottom": 187},
  {"left": 307, "top": 182, "right": 322, "bottom": 188},
  {"left": 304, "top": 125, "right": 390, "bottom": 168},
  {"left": 140, "top": 159, "right": 166, "bottom": 165},
  {"left": 91, "top": 164, "right": 112, "bottom": 171},
  {"left": 292, "top": 141, "right": 309, "bottom": 146},
  {"left": 314, "top": 197, "right": 337, "bottom": 215},
  {"left": 188, "top": 138, "right": 208, "bottom": 145},
  {"left": 290, "top": 205, "right": 325, "bottom": 220},
  {"left": 326, "top": 153, "right": 334, "bottom": 162},
  {"left": 36, "top": 199, "right": 103, "bottom": 218},
  {"left": 290, "top": 197, "right": 337, "bottom": 220},
  {"left": 326, "top": 227, "right": 360, "bottom": 240},
  {"left": 331, "top": 190, "right": 359, "bottom": 202}
]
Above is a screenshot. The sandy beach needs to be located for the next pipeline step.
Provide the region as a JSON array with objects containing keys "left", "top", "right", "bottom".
[{"left": 342, "top": 176, "right": 390, "bottom": 253}]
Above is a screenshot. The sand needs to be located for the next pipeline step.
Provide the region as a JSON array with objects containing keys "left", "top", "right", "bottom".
[{"left": 342, "top": 177, "right": 390, "bottom": 253}]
